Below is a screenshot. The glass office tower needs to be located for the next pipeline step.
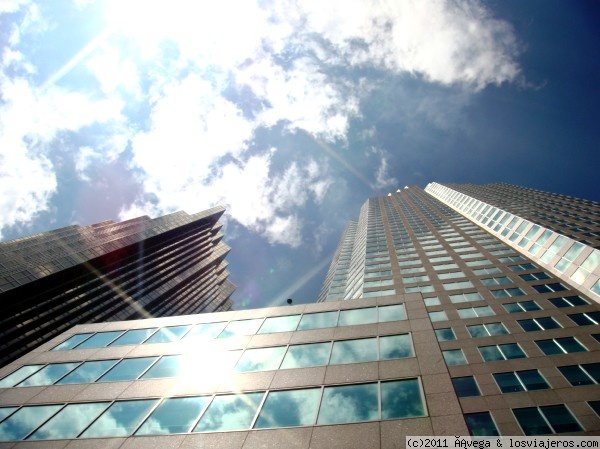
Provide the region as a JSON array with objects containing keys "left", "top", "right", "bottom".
[{"left": 0, "top": 207, "right": 234, "bottom": 367}]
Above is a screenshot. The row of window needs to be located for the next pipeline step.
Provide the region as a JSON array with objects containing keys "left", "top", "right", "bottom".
[
  {"left": 0, "top": 378, "right": 427, "bottom": 441},
  {"left": 466, "top": 404, "right": 584, "bottom": 436},
  {"left": 441, "top": 337, "right": 588, "bottom": 365},
  {"left": 53, "top": 304, "right": 407, "bottom": 351},
  {"left": 0, "top": 334, "right": 414, "bottom": 388}
]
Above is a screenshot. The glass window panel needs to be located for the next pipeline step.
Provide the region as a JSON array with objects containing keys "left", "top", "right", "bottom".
[
  {"left": 136, "top": 396, "right": 210, "bottom": 435},
  {"left": 583, "top": 363, "right": 600, "bottom": 382},
  {"left": 467, "top": 325, "right": 488, "bottom": 338},
  {"left": 339, "top": 307, "right": 377, "bottom": 326},
  {"left": 378, "top": 304, "right": 407, "bottom": 322},
  {"left": 424, "top": 297, "right": 441, "bottom": 306},
  {"left": 518, "top": 319, "right": 540, "bottom": 332},
  {"left": 487, "top": 322, "right": 508, "bottom": 335},
  {"left": 194, "top": 392, "right": 264, "bottom": 432},
  {"left": 317, "top": 383, "right": 378, "bottom": 424},
  {"left": 330, "top": 338, "right": 378, "bottom": 364},
  {"left": 514, "top": 408, "right": 551, "bottom": 435},
  {"left": 494, "top": 372, "right": 523, "bottom": 393},
  {"left": 443, "top": 349, "right": 466, "bottom": 365},
  {"left": 218, "top": 319, "right": 264, "bottom": 338},
  {"left": 0, "top": 365, "right": 44, "bottom": 388},
  {"left": 234, "top": 347, "right": 287, "bottom": 372},
  {"left": 479, "top": 346, "right": 503, "bottom": 361},
  {"left": 381, "top": 379, "right": 425, "bottom": 419},
  {"left": 542, "top": 405, "right": 582, "bottom": 433},
  {"left": 0, "top": 407, "right": 17, "bottom": 422},
  {"left": 254, "top": 388, "right": 321, "bottom": 428},
  {"left": 559, "top": 366, "right": 594, "bottom": 386},
  {"left": 258, "top": 315, "right": 301, "bottom": 334},
  {"left": 109, "top": 328, "right": 157, "bottom": 346},
  {"left": 519, "top": 370, "right": 549, "bottom": 390},
  {"left": 52, "top": 333, "right": 93, "bottom": 351},
  {"left": 429, "top": 311, "right": 448, "bottom": 322},
  {"left": 452, "top": 376, "right": 480, "bottom": 397},
  {"left": 465, "top": 412, "right": 500, "bottom": 436},
  {"left": 537, "top": 317, "right": 561, "bottom": 329},
  {"left": 500, "top": 343, "right": 526, "bottom": 359},
  {"left": 144, "top": 325, "right": 190, "bottom": 344},
  {"left": 435, "top": 328, "right": 456, "bottom": 341},
  {"left": 28, "top": 402, "right": 109, "bottom": 440},
  {"left": 0, "top": 404, "right": 62, "bottom": 440},
  {"left": 182, "top": 322, "right": 227, "bottom": 340},
  {"left": 557, "top": 337, "right": 587, "bottom": 353},
  {"left": 536, "top": 340, "right": 562, "bottom": 355},
  {"left": 141, "top": 355, "right": 184, "bottom": 379},
  {"left": 521, "top": 301, "right": 541, "bottom": 311},
  {"left": 18, "top": 362, "right": 80, "bottom": 387},
  {"left": 380, "top": 334, "right": 413, "bottom": 359},
  {"left": 81, "top": 399, "right": 158, "bottom": 437},
  {"left": 57, "top": 360, "right": 118, "bottom": 384},
  {"left": 98, "top": 357, "right": 158, "bottom": 382},
  {"left": 281, "top": 342, "right": 331, "bottom": 369},
  {"left": 76, "top": 331, "right": 124, "bottom": 349}
]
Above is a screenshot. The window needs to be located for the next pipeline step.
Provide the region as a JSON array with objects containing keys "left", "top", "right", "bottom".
[
  {"left": 195, "top": 392, "right": 264, "bottom": 432},
  {"left": 435, "top": 328, "right": 456, "bottom": 341},
  {"left": 0, "top": 404, "right": 64, "bottom": 440},
  {"left": 509, "top": 263, "right": 537, "bottom": 271},
  {"left": 136, "top": 397, "right": 210, "bottom": 435},
  {"left": 517, "top": 317, "right": 561, "bottom": 332},
  {"left": 378, "top": 304, "right": 407, "bottom": 322},
  {"left": 449, "top": 292, "right": 483, "bottom": 303},
  {"left": 297, "top": 311, "right": 338, "bottom": 330},
  {"left": 499, "top": 256, "right": 525, "bottom": 263},
  {"left": 364, "top": 279, "right": 394, "bottom": 288},
  {"left": 503, "top": 301, "right": 541, "bottom": 313},
  {"left": 98, "top": 357, "right": 158, "bottom": 382},
  {"left": 433, "top": 263, "right": 459, "bottom": 271},
  {"left": 110, "top": 328, "right": 158, "bottom": 346},
  {"left": 558, "top": 364, "right": 600, "bottom": 386},
  {"left": 443, "top": 349, "right": 467, "bottom": 365},
  {"left": 466, "top": 259, "right": 492, "bottom": 267},
  {"left": 255, "top": 389, "right": 320, "bottom": 428},
  {"left": 235, "top": 347, "right": 287, "bottom": 372},
  {"left": 479, "top": 343, "right": 526, "bottom": 361},
  {"left": 424, "top": 297, "right": 441, "bottom": 306},
  {"left": 400, "top": 267, "right": 425, "bottom": 274},
  {"left": 519, "top": 272, "right": 551, "bottom": 281},
  {"left": 568, "top": 312, "right": 600, "bottom": 326},
  {"left": 82, "top": 399, "right": 159, "bottom": 437},
  {"left": 494, "top": 370, "right": 549, "bottom": 392},
  {"left": 218, "top": 319, "right": 264, "bottom": 338},
  {"left": 338, "top": 307, "right": 377, "bottom": 326},
  {"left": 330, "top": 338, "right": 378, "bottom": 364},
  {"left": 458, "top": 306, "right": 494, "bottom": 319},
  {"left": 535, "top": 337, "right": 587, "bottom": 355},
  {"left": 429, "top": 311, "right": 448, "bottom": 322},
  {"left": 452, "top": 376, "right": 480, "bottom": 397},
  {"left": 464, "top": 412, "right": 500, "bottom": 436},
  {"left": 17, "top": 362, "right": 80, "bottom": 387},
  {"left": 467, "top": 322, "right": 508, "bottom": 338},
  {"left": 513, "top": 405, "right": 582, "bottom": 435},
  {"left": 490, "top": 287, "right": 525, "bottom": 299},
  {"left": 438, "top": 271, "right": 465, "bottom": 280},
  {"left": 548, "top": 296, "right": 588, "bottom": 308},
  {"left": 443, "top": 280, "right": 474, "bottom": 290},
  {"left": 258, "top": 315, "right": 301, "bottom": 334},
  {"left": 532, "top": 283, "right": 568, "bottom": 294},
  {"left": 402, "top": 275, "right": 429, "bottom": 283},
  {"left": 589, "top": 401, "right": 600, "bottom": 417},
  {"left": 29, "top": 403, "right": 109, "bottom": 440},
  {"left": 0, "top": 365, "right": 44, "bottom": 388},
  {"left": 75, "top": 331, "right": 124, "bottom": 349},
  {"left": 281, "top": 342, "right": 331, "bottom": 369},
  {"left": 57, "top": 360, "right": 118, "bottom": 385},
  {"left": 473, "top": 267, "right": 502, "bottom": 275},
  {"left": 480, "top": 276, "right": 512, "bottom": 286}
]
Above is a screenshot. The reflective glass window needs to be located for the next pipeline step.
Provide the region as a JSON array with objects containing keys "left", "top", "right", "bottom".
[
  {"left": 443, "top": 349, "right": 467, "bottom": 365},
  {"left": 281, "top": 342, "right": 331, "bottom": 369},
  {"left": 514, "top": 407, "right": 551, "bottom": 435},
  {"left": 194, "top": 392, "right": 264, "bottom": 432},
  {"left": 57, "top": 360, "right": 118, "bottom": 384},
  {"left": 235, "top": 347, "right": 287, "bottom": 372},
  {"left": 452, "top": 376, "right": 480, "bottom": 397},
  {"left": 29, "top": 402, "right": 109, "bottom": 440},
  {"left": 317, "top": 383, "right": 378, "bottom": 424},
  {"left": 98, "top": 357, "right": 158, "bottom": 382},
  {"left": 429, "top": 311, "right": 448, "bottom": 322},
  {"left": 109, "top": 328, "right": 157, "bottom": 346},
  {"left": 549, "top": 296, "right": 588, "bottom": 308},
  {"left": 381, "top": 379, "right": 425, "bottom": 419},
  {"left": 435, "top": 328, "right": 456, "bottom": 341},
  {"left": 0, "top": 365, "right": 44, "bottom": 388},
  {"left": 254, "top": 388, "right": 321, "bottom": 428},
  {"left": 136, "top": 396, "right": 210, "bottom": 435},
  {"left": 18, "top": 362, "right": 80, "bottom": 387},
  {"left": 464, "top": 412, "right": 500, "bottom": 436},
  {"left": 76, "top": 331, "right": 124, "bottom": 349},
  {"left": 183, "top": 322, "right": 227, "bottom": 340},
  {"left": 569, "top": 312, "right": 600, "bottom": 326},
  {"left": 144, "top": 325, "right": 190, "bottom": 344},
  {"left": 52, "top": 333, "right": 93, "bottom": 351},
  {"left": 378, "top": 304, "right": 407, "bottom": 322},
  {"left": 0, "top": 404, "right": 62, "bottom": 440},
  {"left": 503, "top": 301, "right": 540, "bottom": 313},
  {"left": 380, "top": 334, "right": 413, "bottom": 359},
  {"left": 258, "top": 315, "right": 301, "bottom": 334},
  {"left": 536, "top": 337, "right": 586, "bottom": 355},
  {"left": 330, "top": 338, "right": 378, "bottom": 364},
  {"left": 81, "top": 399, "right": 158, "bottom": 437},
  {"left": 141, "top": 355, "right": 184, "bottom": 378},
  {"left": 218, "top": 319, "right": 264, "bottom": 338},
  {"left": 0, "top": 407, "right": 17, "bottom": 422},
  {"left": 298, "top": 310, "right": 338, "bottom": 330},
  {"left": 339, "top": 307, "right": 377, "bottom": 326},
  {"left": 518, "top": 317, "right": 561, "bottom": 332}
]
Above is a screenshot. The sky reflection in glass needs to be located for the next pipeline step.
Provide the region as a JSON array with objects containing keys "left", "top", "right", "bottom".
[
  {"left": 338, "top": 308, "right": 377, "bottom": 326},
  {"left": 18, "top": 363, "right": 80, "bottom": 386},
  {"left": 81, "top": 399, "right": 158, "bottom": 438},
  {"left": 194, "top": 392, "right": 264, "bottom": 432},
  {"left": 381, "top": 379, "right": 425, "bottom": 419},
  {"left": 28, "top": 402, "right": 109, "bottom": 440},
  {"left": 52, "top": 333, "right": 93, "bottom": 351},
  {"left": 76, "top": 331, "right": 123, "bottom": 349},
  {"left": 281, "top": 342, "right": 332, "bottom": 369},
  {"left": 317, "top": 383, "right": 378, "bottom": 424},
  {"left": 235, "top": 347, "right": 286, "bottom": 372},
  {"left": 0, "top": 405, "right": 62, "bottom": 440},
  {"left": 258, "top": 315, "right": 301, "bottom": 334},
  {"left": 218, "top": 319, "right": 264, "bottom": 338},
  {"left": 254, "top": 388, "right": 320, "bottom": 428},
  {"left": 109, "top": 328, "right": 157, "bottom": 346},
  {"left": 136, "top": 397, "right": 210, "bottom": 435},
  {"left": 297, "top": 311, "right": 338, "bottom": 330},
  {"left": 0, "top": 365, "right": 44, "bottom": 388},
  {"left": 182, "top": 322, "right": 227, "bottom": 340},
  {"left": 330, "top": 338, "right": 378, "bottom": 364},
  {"left": 141, "top": 355, "right": 184, "bottom": 379},
  {"left": 98, "top": 357, "right": 157, "bottom": 382},
  {"left": 144, "top": 325, "right": 190, "bottom": 344},
  {"left": 378, "top": 304, "right": 407, "bottom": 322},
  {"left": 57, "top": 360, "right": 117, "bottom": 384},
  {"left": 379, "top": 334, "right": 413, "bottom": 359}
]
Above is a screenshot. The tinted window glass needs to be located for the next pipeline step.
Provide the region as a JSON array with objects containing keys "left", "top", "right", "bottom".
[
  {"left": 29, "top": 402, "right": 109, "bottom": 440},
  {"left": 194, "top": 392, "right": 264, "bottom": 432},
  {"left": 18, "top": 362, "right": 80, "bottom": 387},
  {"left": 338, "top": 308, "right": 377, "bottom": 326},
  {"left": 98, "top": 357, "right": 158, "bottom": 382},
  {"left": 136, "top": 397, "right": 210, "bottom": 435},
  {"left": 258, "top": 315, "right": 301, "bottom": 334},
  {"left": 281, "top": 342, "right": 331, "bottom": 369},
  {"left": 435, "top": 328, "right": 456, "bottom": 341},
  {"left": 218, "top": 319, "right": 264, "bottom": 338},
  {"left": 144, "top": 326, "right": 190, "bottom": 344},
  {"left": 297, "top": 311, "right": 338, "bottom": 330},
  {"left": 381, "top": 379, "right": 425, "bottom": 419},
  {"left": 234, "top": 347, "right": 287, "bottom": 372},
  {"left": 317, "top": 383, "right": 378, "bottom": 424},
  {"left": 183, "top": 322, "right": 227, "bottom": 340},
  {"left": 254, "top": 388, "right": 321, "bottom": 428},
  {"left": 109, "top": 328, "right": 157, "bottom": 346},
  {"left": 0, "top": 404, "right": 62, "bottom": 440},
  {"left": 452, "top": 377, "right": 480, "bottom": 397},
  {"left": 380, "top": 334, "right": 413, "bottom": 359},
  {"left": 57, "top": 360, "right": 118, "bottom": 384},
  {"left": 81, "top": 399, "right": 158, "bottom": 437},
  {"left": 76, "top": 331, "right": 124, "bottom": 349},
  {"left": 464, "top": 412, "right": 499, "bottom": 436},
  {"left": 52, "top": 333, "right": 93, "bottom": 351},
  {"left": 378, "top": 304, "right": 407, "bottom": 322},
  {"left": 141, "top": 355, "right": 184, "bottom": 379},
  {"left": 0, "top": 365, "right": 44, "bottom": 388},
  {"left": 330, "top": 338, "right": 378, "bottom": 364}
]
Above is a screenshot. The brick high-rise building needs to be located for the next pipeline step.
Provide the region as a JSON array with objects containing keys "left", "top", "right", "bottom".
[{"left": 0, "top": 207, "right": 234, "bottom": 366}]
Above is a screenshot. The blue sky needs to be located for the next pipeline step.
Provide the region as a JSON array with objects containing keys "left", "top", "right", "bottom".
[{"left": 0, "top": 0, "right": 598, "bottom": 310}]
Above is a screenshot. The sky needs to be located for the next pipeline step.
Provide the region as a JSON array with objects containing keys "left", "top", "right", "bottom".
[{"left": 0, "top": 0, "right": 598, "bottom": 310}]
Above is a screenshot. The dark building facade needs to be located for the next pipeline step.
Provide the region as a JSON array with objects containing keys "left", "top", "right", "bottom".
[
  {"left": 318, "top": 183, "right": 600, "bottom": 436},
  {"left": 0, "top": 207, "right": 234, "bottom": 367}
]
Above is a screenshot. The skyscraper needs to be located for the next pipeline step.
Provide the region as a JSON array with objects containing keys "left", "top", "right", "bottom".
[{"left": 0, "top": 207, "right": 234, "bottom": 367}]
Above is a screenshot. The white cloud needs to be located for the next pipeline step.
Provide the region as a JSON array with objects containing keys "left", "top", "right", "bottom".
[
  {"left": 85, "top": 46, "right": 141, "bottom": 98},
  {"left": 371, "top": 147, "right": 398, "bottom": 190},
  {"left": 0, "top": 0, "right": 29, "bottom": 14}
]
